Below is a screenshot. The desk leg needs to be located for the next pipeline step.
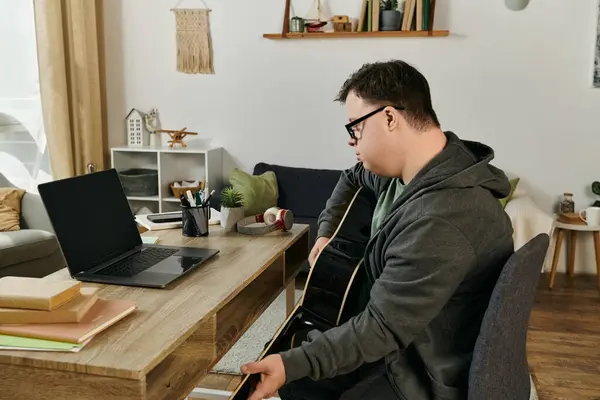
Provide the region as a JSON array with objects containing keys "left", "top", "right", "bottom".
[
  {"left": 549, "top": 228, "right": 564, "bottom": 289},
  {"left": 594, "top": 232, "right": 600, "bottom": 290},
  {"left": 286, "top": 278, "right": 295, "bottom": 315},
  {"left": 568, "top": 231, "right": 577, "bottom": 277},
  {"left": 283, "top": 229, "right": 309, "bottom": 315}
]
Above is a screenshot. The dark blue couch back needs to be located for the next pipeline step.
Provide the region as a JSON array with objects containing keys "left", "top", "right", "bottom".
[{"left": 253, "top": 162, "right": 342, "bottom": 219}]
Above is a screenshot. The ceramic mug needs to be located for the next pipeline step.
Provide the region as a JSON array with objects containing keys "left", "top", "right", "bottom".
[{"left": 579, "top": 207, "right": 600, "bottom": 226}]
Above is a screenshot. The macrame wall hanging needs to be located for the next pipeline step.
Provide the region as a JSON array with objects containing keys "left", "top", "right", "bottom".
[{"left": 171, "top": 0, "right": 214, "bottom": 74}]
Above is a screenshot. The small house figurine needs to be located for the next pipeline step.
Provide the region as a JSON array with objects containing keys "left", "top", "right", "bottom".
[{"left": 125, "top": 108, "right": 148, "bottom": 146}]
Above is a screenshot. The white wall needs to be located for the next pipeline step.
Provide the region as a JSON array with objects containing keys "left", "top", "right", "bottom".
[{"left": 104, "top": 0, "right": 600, "bottom": 273}]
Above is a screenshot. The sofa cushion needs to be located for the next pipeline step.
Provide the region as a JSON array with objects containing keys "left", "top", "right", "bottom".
[
  {"left": 295, "top": 216, "right": 318, "bottom": 247},
  {"left": 0, "top": 248, "right": 65, "bottom": 279},
  {"left": 0, "top": 187, "right": 25, "bottom": 232},
  {"left": 0, "top": 230, "right": 60, "bottom": 269},
  {"left": 253, "top": 163, "right": 342, "bottom": 219},
  {"left": 229, "top": 168, "right": 279, "bottom": 216},
  {"left": 499, "top": 177, "right": 520, "bottom": 208}
]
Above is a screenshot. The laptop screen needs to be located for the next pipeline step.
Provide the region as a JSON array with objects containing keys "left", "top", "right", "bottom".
[{"left": 38, "top": 169, "right": 143, "bottom": 276}]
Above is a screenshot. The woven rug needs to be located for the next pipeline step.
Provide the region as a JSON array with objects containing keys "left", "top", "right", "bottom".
[{"left": 211, "top": 289, "right": 303, "bottom": 374}]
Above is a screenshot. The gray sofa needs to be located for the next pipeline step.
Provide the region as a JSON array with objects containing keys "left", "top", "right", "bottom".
[{"left": 0, "top": 173, "right": 65, "bottom": 278}]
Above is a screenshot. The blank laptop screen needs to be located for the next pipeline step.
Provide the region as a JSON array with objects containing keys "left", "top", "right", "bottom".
[{"left": 38, "top": 169, "right": 142, "bottom": 276}]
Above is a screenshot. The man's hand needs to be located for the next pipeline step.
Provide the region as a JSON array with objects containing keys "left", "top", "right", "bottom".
[
  {"left": 241, "top": 354, "right": 286, "bottom": 400},
  {"left": 309, "top": 236, "right": 330, "bottom": 267}
]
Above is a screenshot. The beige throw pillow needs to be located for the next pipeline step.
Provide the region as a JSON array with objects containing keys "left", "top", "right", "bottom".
[{"left": 0, "top": 188, "right": 25, "bottom": 232}]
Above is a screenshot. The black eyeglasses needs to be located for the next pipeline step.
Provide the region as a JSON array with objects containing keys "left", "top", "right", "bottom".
[{"left": 345, "top": 105, "right": 404, "bottom": 139}]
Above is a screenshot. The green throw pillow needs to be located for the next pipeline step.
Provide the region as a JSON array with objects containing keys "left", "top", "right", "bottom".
[
  {"left": 229, "top": 168, "right": 278, "bottom": 216},
  {"left": 499, "top": 177, "right": 520, "bottom": 208}
]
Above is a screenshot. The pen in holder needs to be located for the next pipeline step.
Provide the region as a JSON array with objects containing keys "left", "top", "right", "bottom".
[{"left": 181, "top": 204, "right": 210, "bottom": 237}]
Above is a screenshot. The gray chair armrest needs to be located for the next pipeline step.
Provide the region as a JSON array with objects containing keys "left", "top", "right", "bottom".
[{"left": 20, "top": 192, "right": 55, "bottom": 233}]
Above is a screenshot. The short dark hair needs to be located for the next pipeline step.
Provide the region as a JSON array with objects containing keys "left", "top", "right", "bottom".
[{"left": 335, "top": 60, "right": 440, "bottom": 130}]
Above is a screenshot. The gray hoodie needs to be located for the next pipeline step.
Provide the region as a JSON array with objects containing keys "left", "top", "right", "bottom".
[{"left": 279, "top": 131, "right": 515, "bottom": 399}]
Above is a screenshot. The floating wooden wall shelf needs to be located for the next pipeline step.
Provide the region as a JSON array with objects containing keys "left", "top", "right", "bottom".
[
  {"left": 263, "top": 30, "right": 450, "bottom": 40},
  {"left": 267, "top": 0, "right": 446, "bottom": 40}
]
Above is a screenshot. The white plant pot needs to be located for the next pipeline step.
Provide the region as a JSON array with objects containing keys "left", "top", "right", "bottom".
[{"left": 220, "top": 207, "right": 244, "bottom": 231}]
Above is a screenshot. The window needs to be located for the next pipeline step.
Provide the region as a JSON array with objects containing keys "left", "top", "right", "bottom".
[{"left": 0, "top": 0, "right": 52, "bottom": 192}]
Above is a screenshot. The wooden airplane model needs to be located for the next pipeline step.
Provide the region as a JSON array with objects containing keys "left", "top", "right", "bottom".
[{"left": 157, "top": 127, "right": 198, "bottom": 148}]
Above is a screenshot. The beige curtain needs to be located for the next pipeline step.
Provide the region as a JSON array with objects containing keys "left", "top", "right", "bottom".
[{"left": 32, "top": 0, "right": 107, "bottom": 179}]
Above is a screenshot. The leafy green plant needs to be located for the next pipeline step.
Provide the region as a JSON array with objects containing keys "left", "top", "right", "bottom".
[
  {"left": 220, "top": 186, "right": 244, "bottom": 208},
  {"left": 593, "top": 181, "right": 600, "bottom": 196},
  {"left": 381, "top": 0, "right": 399, "bottom": 11},
  {"left": 592, "top": 182, "right": 600, "bottom": 207}
]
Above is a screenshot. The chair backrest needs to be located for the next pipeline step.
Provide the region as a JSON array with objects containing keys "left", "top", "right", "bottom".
[{"left": 468, "top": 233, "right": 549, "bottom": 400}]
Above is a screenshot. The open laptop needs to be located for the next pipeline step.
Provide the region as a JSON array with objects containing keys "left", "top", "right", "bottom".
[{"left": 37, "top": 168, "right": 219, "bottom": 288}]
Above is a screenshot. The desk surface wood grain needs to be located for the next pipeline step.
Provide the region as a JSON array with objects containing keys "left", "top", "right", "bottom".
[{"left": 0, "top": 224, "right": 309, "bottom": 382}]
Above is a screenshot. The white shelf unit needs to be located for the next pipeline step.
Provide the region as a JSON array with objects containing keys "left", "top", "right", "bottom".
[{"left": 110, "top": 145, "right": 223, "bottom": 214}]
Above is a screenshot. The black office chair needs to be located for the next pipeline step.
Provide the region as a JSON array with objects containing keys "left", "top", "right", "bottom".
[{"left": 468, "top": 233, "right": 549, "bottom": 400}]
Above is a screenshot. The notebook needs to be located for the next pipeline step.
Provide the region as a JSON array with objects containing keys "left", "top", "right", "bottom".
[
  {"left": 0, "top": 334, "right": 92, "bottom": 352},
  {"left": 141, "top": 236, "right": 159, "bottom": 244},
  {"left": 0, "top": 287, "right": 99, "bottom": 324},
  {"left": 0, "top": 298, "right": 137, "bottom": 344},
  {"left": 0, "top": 277, "right": 81, "bottom": 311}
]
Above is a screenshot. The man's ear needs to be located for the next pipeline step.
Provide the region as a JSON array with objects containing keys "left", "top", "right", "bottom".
[{"left": 384, "top": 106, "right": 400, "bottom": 132}]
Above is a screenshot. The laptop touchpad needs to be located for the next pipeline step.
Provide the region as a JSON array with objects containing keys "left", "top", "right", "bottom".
[{"left": 144, "top": 256, "right": 204, "bottom": 274}]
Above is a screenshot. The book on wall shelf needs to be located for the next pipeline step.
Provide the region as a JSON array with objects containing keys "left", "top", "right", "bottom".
[{"left": 263, "top": 0, "right": 446, "bottom": 40}]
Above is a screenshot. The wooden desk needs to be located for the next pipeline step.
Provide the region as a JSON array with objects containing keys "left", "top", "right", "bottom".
[{"left": 0, "top": 224, "right": 309, "bottom": 400}]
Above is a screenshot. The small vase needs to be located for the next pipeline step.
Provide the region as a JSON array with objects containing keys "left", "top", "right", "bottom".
[
  {"left": 560, "top": 193, "right": 574, "bottom": 214},
  {"left": 149, "top": 133, "right": 158, "bottom": 147},
  {"left": 221, "top": 207, "right": 244, "bottom": 231}
]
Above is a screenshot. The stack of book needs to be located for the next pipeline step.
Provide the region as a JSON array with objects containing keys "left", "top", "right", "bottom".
[
  {"left": 399, "top": 0, "right": 436, "bottom": 32},
  {"left": 0, "top": 276, "right": 137, "bottom": 352},
  {"left": 357, "top": 0, "right": 437, "bottom": 33}
]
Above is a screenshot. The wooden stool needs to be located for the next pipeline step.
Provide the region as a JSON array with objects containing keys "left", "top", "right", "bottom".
[{"left": 549, "top": 221, "right": 600, "bottom": 289}]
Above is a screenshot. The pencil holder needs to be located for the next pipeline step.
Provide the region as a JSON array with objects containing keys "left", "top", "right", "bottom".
[{"left": 181, "top": 205, "right": 210, "bottom": 237}]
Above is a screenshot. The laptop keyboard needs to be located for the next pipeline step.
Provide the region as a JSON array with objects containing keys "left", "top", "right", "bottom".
[{"left": 96, "top": 247, "right": 179, "bottom": 277}]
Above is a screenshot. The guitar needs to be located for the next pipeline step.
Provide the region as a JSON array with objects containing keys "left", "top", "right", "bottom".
[{"left": 229, "top": 186, "right": 376, "bottom": 399}]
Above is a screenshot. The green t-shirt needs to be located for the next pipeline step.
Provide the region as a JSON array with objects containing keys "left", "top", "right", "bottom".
[
  {"left": 371, "top": 178, "right": 405, "bottom": 236},
  {"left": 353, "top": 178, "right": 405, "bottom": 314}
]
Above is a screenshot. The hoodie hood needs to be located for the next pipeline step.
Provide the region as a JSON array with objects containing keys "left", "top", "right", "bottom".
[{"left": 396, "top": 131, "right": 512, "bottom": 205}]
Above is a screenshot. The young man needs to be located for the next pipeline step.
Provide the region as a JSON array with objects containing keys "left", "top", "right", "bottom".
[{"left": 241, "top": 60, "right": 515, "bottom": 400}]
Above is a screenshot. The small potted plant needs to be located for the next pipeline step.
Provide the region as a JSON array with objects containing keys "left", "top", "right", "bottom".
[
  {"left": 220, "top": 186, "right": 245, "bottom": 231},
  {"left": 380, "top": 0, "right": 403, "bottom": 31}
]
